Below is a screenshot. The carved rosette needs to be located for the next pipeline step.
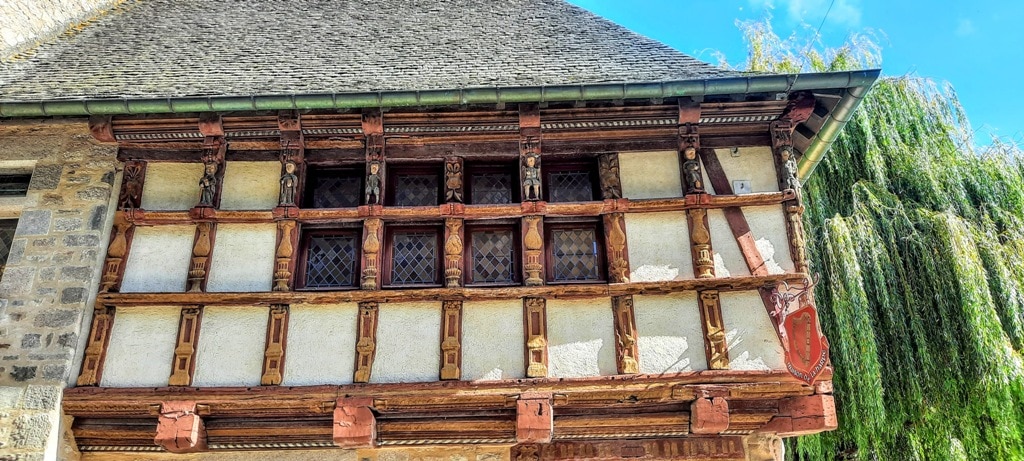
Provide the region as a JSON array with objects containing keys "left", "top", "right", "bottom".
[
  {"left": 687, "top": 208, "right": 715, "bottom": 278},
  {"left": 523, "top": 216, "right": 544, "bottom": 286},
  {"left": 444, "top": 156, "right": 464, "bottom": 203},
  {"left": 168, "top": 306, "right": 202, "bottom": 386},
  {"left": 118, "top": 160, "right": 145, "bottom": 210},
  {"left": 353, "top": 301, "right": 379, "bottom": 383},
  {"left": 273, "top": 220, "right": 296, "bottom": 291},
  {"left": 444, "top": 218, "right": 464, "bottom": 287},
  {"left": 187, "top": 223, "right": 213, "bottom": 292},
  {"left": 603, "top": 213, "right": 629, "bottom": 283},
  {"left": 261, "top": 304, "right": 289, "bottom": 385},
  {"left": 361, "top": 219, "right": 383, "bottom": 289},
  {"left": 698, "top": 291, "right": 730, "bottom": 370},
  {"left": 100, "top": 215, "right": 132, "bottom": 292},
  {"left": 597, "top": 153, "right": 622, "bottom": 200},
  {"left": 440, "top": 300, "right": 463, "bottom": 380},
  {"left": 76, "top": 304, "right": 115, "bottom": 386},
  {"left": 787, "top": 205, "right": 810, "bottom": 274},
  {"left": 523, "top": 297, "right": 548, "bottom": 377},
  {"left": 611, "top": 296, "right": 639, "bottom": 374}
]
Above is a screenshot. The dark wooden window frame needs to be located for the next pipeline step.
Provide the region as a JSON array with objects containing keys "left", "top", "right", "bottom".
[
  {"left": 465, "top": 162, "right": 520, "bottom": 205},
  {"left": 464, "top": 222, "right": 521, "bottom": 287},
  {"left": 382, "top": 224, "right": 444, "bottom": 287},
  {"left": 386, "top": 164, "right": 443, "bottom": 207},
  {"left": 544, "top": 218, "right": 606, "bottom": 284},
  {"left": 296, "top": 227, "right": 363, "bottom": 290},
  {"left": 303, "top": 165, "right": 364, "bottom": 208},
  {"left": 542, "top": 160, "right": 600, "bottom": 203}
]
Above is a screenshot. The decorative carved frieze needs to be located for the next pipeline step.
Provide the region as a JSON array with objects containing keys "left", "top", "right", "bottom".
[
  {"left": 445, "top": 156, "right": 464, "bottom": 203},
  {"left": 76, "top": 304, "right": 115, "bottom": 386},
  {"left": 444, "top": 218, "right": 464, "bottom": 287},
  {"left": 168, "top": 306, "right": 202, "bottom": 386},
  {"left": 353, "top": 301, "right": 379, "bottom": 383},
  {"left": 440, "top": 300, "right": 463, "bottom": 380},
  {"left": 118, "top": 160, "right": 145, "bottom": 210},
  {"left": 512, "top": 437, "right": 746, "bottom": 461},
  {"left": 687, "top": 208, "right": 715, "bottom": 279},
  {"left": 260, "top": 304, "right": 289, "bottom": 385},
  {"left": 597, "top": 153, "right": 622, "bottom": 200},
  {"left": 602, "top": 213, "right": 629, "bottom": 283},
  {"left": 522, "top": 216, "right": 544, "bottom": 286},
  {"left": 273, "top": 220, "right": 297, "bottom": 291},
  {"left": 523, "top": 297, "right": 548, "bottom": 378},
  {"left": 698, "top": 290, "right": 730, "bottom": 370},
  {"left": 611, "top": 296, "right": 639, "bottom": 374},
  {"left": 187, "top": 223, "right": 214, "bottom": 292},
  {"left": 361, "top": 218, "right": 383, "bottom": 290},
  {"left": 100, "top": 214, "right": 132, "bottom": 293}
]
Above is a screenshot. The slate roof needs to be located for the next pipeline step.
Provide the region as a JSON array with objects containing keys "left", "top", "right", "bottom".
[{"left": 0, "top": 0, "right": 740, "bottom": 102}]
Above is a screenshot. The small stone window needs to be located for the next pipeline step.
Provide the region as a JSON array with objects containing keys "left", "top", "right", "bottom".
[
  {"left": 384, "top": 227, "right": 442, "bottom": 286},
  {"left": 298, "top": 230, "right": 361, "bottom": 289},
  {"left": 546, "top": 222, "right": 604, "bottom": 283},
  {"left": 466, "top": 225, "right": 519, "bottom": 285},
  {"left": 0, "top": 174, "right": 31, "bottom": 197},
  {"left": 466, "top": 163, "right": 517, "bottom": 204},
  {"left": 388, "top": 166, "right": 441, "bottom": 207},
  {"left": 544, "top": 162, "right": 597, "bottom": 202},
  {"left": 0, "top": 219, "right": 16, "bottom": 278},
  {"left": 305, "top": 167, "right": 363, "bottom": 208}
]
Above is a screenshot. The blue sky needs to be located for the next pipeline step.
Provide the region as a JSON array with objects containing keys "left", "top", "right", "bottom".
[{"left": 568, "top": 0, "right": 1024, "bottom": 147}]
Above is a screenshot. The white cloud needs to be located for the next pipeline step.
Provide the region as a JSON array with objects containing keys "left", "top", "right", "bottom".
[
  {"left": 748, "top": 0, "right": 862, "bottom": 27},
  {"left": 956, "top": 18, "right": 975, "bottom": 37}
]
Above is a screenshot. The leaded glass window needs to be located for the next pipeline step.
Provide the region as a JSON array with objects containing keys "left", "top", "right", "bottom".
[
  {"left": 470, "top": 172, "right": 513, "bottom": 204},
  {"left": 390, "top": 230, "right": 439, "bottom": 285},
  {"left": 549, "top": 227, "right": 602, "bottom": 282},
  {"left": 308, "top": 171, "right": 361, "bottom": 208},
  {"left": 392, "top": 174, "right": 439, "bottom": 207},
  {"left": 469, "top": 229, "right": 516, "bottom": 284},
  {"left": 0, "top": 220, "right": 15, "bottom": 278},
  {"left": 547, "top": 170, "right": 594, "bottom": 202},
  {"left": 303, "top": 233, "right": 359, "bottom": 288}
]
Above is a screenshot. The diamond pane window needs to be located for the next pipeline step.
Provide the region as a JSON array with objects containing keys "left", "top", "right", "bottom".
[
  {"left": 548, "top": 171, "right": 594, "bottom": 202},
  {"left": 550, "top": 228, "right": 602, "bottom": 282},
  {"left": 390, "top": 231, "right": 439, "bottom": 285},
  {"left": 393, "top": 174, "right": 439, "bottom": 207},
  {"left": 470, "top": 229, "right": 516, "bottom": 284},
  {"left": 309, "top": 172, "right": 361, "bottom": 208},
  {"left": 303, "top": 234, "right": 359, "bottom": 288},
  {"left": 0, "top": 219, "right": 15, "bottom": 278},
  {"left": 470, "top": 172, "right": 513, "bottom": 204}
]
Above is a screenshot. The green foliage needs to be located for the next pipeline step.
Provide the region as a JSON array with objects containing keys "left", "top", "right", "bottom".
[{"left": 736, "top": 19, "right": 1024, "bottom": 461}]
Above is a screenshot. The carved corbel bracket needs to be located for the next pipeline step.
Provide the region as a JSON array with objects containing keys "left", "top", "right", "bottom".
[
  {"left": 611, "top": 296, "right": 639, "bottom": 374},
  {"left": 602, "top": 213, "right": 629, "bottom": 283},
  {"left": 690, "top": 397, "right": 729, "bottom": 435},
  {"left": 273, "top": 220, "right": 297, "bottom": 291},
  {"left": 520, "top": 104, "right": 543, "bottom": 202},
  {"left": 100, "top": 213, "right": 134, "bottom": 293},
  {"left": 678, "top": 101, "right": 704, "bottom": 195},
  {"left": 260, "top": 304, "right": 289, "bottom": 385},
  {"left": 187, "top": 223, "right": 215, "bottom": 293},
  {"left": 155, "top": 401, "right": 207, "bottom": 453},
  {"left": 76, "top": 304, "right": 115, "bottom": 386},
  {"left": 353, "top": 301, "right": 379, "bottom": 383},
  {"left": 360, "top": 218, "right": 384, "bottom": 289},
  {"left": 522, "top": 216, "right": 544, "bottom": 286},
  {"left": 196, "top": 136, "right": 226, "bottom": 209},
  {"left": 118, "top": 160, "right": 146, "bottom": 210},
  {"left": 440, "top": 300, "right": 463, "bottom": 380},
  {"left": 333, "top": 397, "right": 377, "bottom": 448},
  {"left": 523, "top": 297, "right": 548, "bottom": 378},
  {"left": 445, "top": 156, "right": 464, "bottom": 203},
  {"left": 168, "top": 306, "right": 203, "bottom": 386},
  {"left": 698, "top": 290, "right": 730, "bottom": 370},
  {"left": 516, "top": 392, "right": 553, "bottom": 443}
]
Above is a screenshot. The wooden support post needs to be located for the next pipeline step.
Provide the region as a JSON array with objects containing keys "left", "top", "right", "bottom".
[
  {"left": 333, "top": 397, "right": 376, "bottom": 448},
  {"left": 195, "top": 133, "right": 225, "bottom": 211},
  {"left": 522, "top": 216, "right": 545, "bottom": 286},
  {"left": 611, "top": 296, "right": 639, "bottom": 374},
  {"left": 678, "top": 101, "right": 705, "bottom": 195},
  {"left": 687, "top": 208, "right": 715, "bottom": 279},
  {"left": 444, "top": 218, "right": 464, "bottom": 287},
  {"left": 520, "top": 104, "right": 542, "bottom": 202},
  {"left": 363, "top": 110, "right": 385, "bottom": 206},
  {"left": 439, "top": 300, "right": 463, "bottom": 380},
  {"left": 168, "top": 306, "right": 202, "bottom": 386},
  {"left": 154, "top": 401, "right": 207, "bottom": 453},
  {"left": 690, "top": 397, "right": 730, "bottom": 435},
  {"left": 516, "top": 392, "right": 553, "bottom": 443},
  {"left": 272, "top": 220, "right": 297, "bottom": 291},
  {"left": 602, "top": 213, "right": 630, "bottom": 283},
  {"left": 260, "top": 304, "right": 289, "bottom": 385},
  {"left": 700, "top": 148, "right": 769, "bottom": 276},
  {"left": 100, "top": 213, "right": 133, "bottom": 293},
  {"left": 360, "top": 218, "right": 384, "bottom": 290},
  {"left": 118, "top": 160, "right": 146, "bottom": 210},
  {"left": 698, "top": 290, "right": 730, "bottom": 370},
  {"left": 187, "top": 222, "right": 215, "bottom": 293},
  {"left": 277, "top": 111, "right": 304, "bottom": 208},
  {"left": 353, "top": 301, "right": 379, "bottom": 383},
  {"left": 771, "top": 120, "right": 810, "bottom": 275},
  {"left": 523, "top": 297, "right": 548, "bottom": 378},
  {"left": 597, "top": 153, "right": 622, "bottom": 200},
  {"left": 76, "top": 304, "right": 115, "bottom": 386},
  {"left": 445, "top": 156, "right": 464, "bottom": 203}
]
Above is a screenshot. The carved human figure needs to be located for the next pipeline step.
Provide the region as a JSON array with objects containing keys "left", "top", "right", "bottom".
[
  {"left": 682, "top": 147, "right": 704, "bottom": 194},
  {"left": 365, "top": 162, "right": 381, "bottom": 205},
  {"left": 198, "top": 162, "right": 218, "bottom": 207},
  {"left": 522, "top": 153, "right": 541, "bottom": 200},
  {"left": 781, "top": 146, "right": 800, "bottom": 191},
  {"left": 279, "top": 161, "right": 298, "bottom": 206}
]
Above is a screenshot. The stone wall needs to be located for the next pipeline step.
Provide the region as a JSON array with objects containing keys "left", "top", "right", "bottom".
[
  {"left": 1, "top": 0, "right": 120, "bottom": 59},
  {"left": 0, "top": 119, "right": 118, "bottom": 460}
]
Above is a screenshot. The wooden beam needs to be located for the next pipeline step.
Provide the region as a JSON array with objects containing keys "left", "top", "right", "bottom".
[
  {"left": 99, "top": 214, "right": 134, "bottom": 293},
  {"left": 516, "top": 392, "right": 553, "bottom": 443},
  {"left": 75, "top": 304, "right": 115, "bottom": 386},
  {"left": 333, "top": 397, "right": 376, "bottom": 448},
  {"left": 611, "top": 296, "right": 639, "bottom": 374},
  {"left": 167, "top": 306, "right": 202, "bottom": 386},
  {"left": 360, "top": 218, "right": 384, "bottom": 290},
  {"left": 687, "top": 208, "right": 715, "bottom": 279},
  {"left": 353, "top": 301, "right": 379, "bottom": 383},
  {"left": 186, "top": 223, "right": 215, "bottom": 293},
  {"left": 512, "top": 437, "right": 747, "bottom": 461},
  {"left": 597, "top": 153, "right": 622, "bottom": 200},
  {"left": 259, "top": 304, "right": 289, "bottom": 386},
  {"left": 272, "top": 220, "right": 298, "bottom": 291},
  {"left": 699, "top": 149, "right": 768, "bottom": 276},
  {"left": 602, "top": 213, "right": 630, "bottom": 283},
  {"left": 522, "top": 216, "right": 545, "bottom": 286},
  {"left": 523, "top": 297, "right": 549, "bottom": 378},
  {"left": 154, "top": 401, "right": 207, "bottom": 453},
  {"left": 444, "top": 218, "right": 465, "bottom": 287},
  {"left": 439, "top": 300, "right": 463, "bottom": 380},
  {"left": 698, "top": 291, "right": 730, "bottom": 370}
]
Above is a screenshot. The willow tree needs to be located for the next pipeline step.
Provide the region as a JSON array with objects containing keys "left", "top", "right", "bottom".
[{"left": 736, "top": 20, "right": 1024, "bottom": 461}]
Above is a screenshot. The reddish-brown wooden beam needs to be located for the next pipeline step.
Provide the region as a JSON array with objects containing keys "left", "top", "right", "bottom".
[
  {"left": 167, "top": 306, "right": 203, "bottom": 386},
  {"left": 699, "top": 148, "right": 769, "bottom": 277},
  {"left": 259, "top": 304, "right": 289, "bottom": 385},
  {"left": 75, "top": 304, "right": 116, "bottom": 386}
]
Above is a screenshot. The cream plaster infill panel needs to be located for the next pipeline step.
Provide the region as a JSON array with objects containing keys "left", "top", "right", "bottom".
[
  {"left": 624, "top": 212, "right": 692, "bottom": 282},
  {"left": 140, "top": 162, "right": 203, "bottom": 210},
  {"left": 206, "top": 223, "right": 276, "bottom": 292},
  {"left": 282, "top": 304, "right": 358, "bottom": 386},
  {"left": 619, "top": 151, "right": 682, "bottom": 199},
  {"left": 220, "top": 161, "right": 281, "bottom": 211},
  {"left": 546, "top": 298, "right": 617, "bottom": 378},
  {"left": 371, "top": 302, "right": 442, "bottom": 383},
  {"left": 120, "top": 224, "right": 195, "bottom": 293},
  {"left": 633, "top": 292, "right": 707, "bottom": 374},
  {"left": 708, "top": 209, "right": 746, "bottom": 277},
  {"left": 707, "top": 147, "right": 780, "bottom": 194},
  {"left": 462, "top": 300, "right": 525, "bottom": 381},
  {"left": 192, "top": 306, "right": 269, "bottom": 387},
  {"left": 100, "top": 306, "right": 180, "bottom": 387},
  {"left": 745, "top": 205, "right": 795, "bottom": 273},
  {"left": 720, "top": 291, "right": 786, "bottom": 370}
]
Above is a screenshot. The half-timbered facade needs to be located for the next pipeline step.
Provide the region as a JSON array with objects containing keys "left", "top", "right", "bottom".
[{"left": 0, "top": 1, "right": 878, "bottom": 459}]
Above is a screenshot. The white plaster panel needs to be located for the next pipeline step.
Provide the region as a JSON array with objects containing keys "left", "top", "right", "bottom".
[
  {"left": 624, "top": 212, "right": 692, "bottom": 282},
  {"left": 709, "top": 147, "right": 780, "bottom": 193},
  {"left": 140, "top": 162, "right": 203, "bottom": 210},
  {"left": 220, "top": 161, "right": 281, "bottom": 210},
  {"left": 546, "top": 298, "right": 617, "bottom": 378},
  {"left": 746, "top": 205, "right": 795, "bottom": 273},
  {"left": 461, "top": 300, "right": 525, "bottom": 381},
  {"left": 100, "top": 306, "right": 180, "bottom": 387},
  {"left": 206, "top": 223, "right": 276, "bottom": 292},
  {"left": 371, "top": 302, "right": 442, "bottom": 383},
  {"left": 633, "top": 292, "right": 707, "bottom": 374},
  {"left": 619, "top": 151, "right": 682, "bottom": 199},
  {"left": 120, "top": 225, "right": 195, "bottom": 293},
  {"left": 281, "top": 304, "right": 358, "bottom": 386},
  {"left": 192, "top": 306, "right": 269, "bottom": 386},
  {"left": 720, "top": 291, "right": 786, "bottom": 370},
  {"left": 708, "top": 209, "right": 747, "bottom": 277}
]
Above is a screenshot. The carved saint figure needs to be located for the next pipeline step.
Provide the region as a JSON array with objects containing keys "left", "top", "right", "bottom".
[
  {"left": 279, "top": 161, "right": 298, "bottom": 206},
  {"left": 522, "top": 153, "right": 541, "bottom": 201},
  {"left": 781, "top": 146, "right": 800, "bottom": 191},
  {"left": 365, "top": 162, "right": 381, "bottom": 205},
  {"left": 198, "top": 161, "right": 218, "bottom": 206},
  {"left": 682, "top": 147, "right": 704, "bottom": 194}
]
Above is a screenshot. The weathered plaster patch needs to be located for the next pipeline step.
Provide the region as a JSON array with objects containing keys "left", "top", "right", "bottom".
[
  {"left": 371, "top": 302, "right": 441, "bottom": 383},
  {"left": 625, "top": 212, "right": 692, "bottom": 282},
  {"left": 719, "top": 291, "right": 786, "bottom": 370},
  {"left": 140, "top": 162, "right": 203, "bottom": 211},
  {"left": 281, "top": 304, "right": 358, "bottom": 386},
  {"left": 746, "top": 206, "right": 794, "bottom": 272},
  {"left": 220, "top": 162, "right": 280, "bottom": 211},
  {"left": 192, "top": 306, "right": 268, "bottom": 387},
  {"left": 546, "top": 298, "right": 617, "bottom": 378},
  {"left": 633, "top": 292, "right": 706, "bottom": 373},
  {"left": 119, "top": 225, "right": 194, "bottom": 292},
  {"left": 619, "top": 151, "right": 682, "bottom": 199},
  {"left": 99, "top": 306, "right": 179, "bottom": 387},
  {"left": 461, "top": 300, "right": 524, "bottom": 381},
  {"left": 206, "top": 223, "right": 276, "bottom": 292},
  {"left": 708, "top": 209, "right": 748, "bottom": 277}
]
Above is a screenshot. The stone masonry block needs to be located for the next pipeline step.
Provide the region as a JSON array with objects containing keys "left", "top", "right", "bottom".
[
  {"left": 11, "top": 413, "right": 51, "bottom": 448},
  {"left": 33, "top": 309, "right": 77, "bottom": 328},
  {"left": 9, "top": 366, "right": 35, "bottom": 382},
  {"left": 20, "top": 335, "right": 40, "bottom": 349},
  {"left": 14, "top": 211, "right": 49, "bottom": 236},
  {"left": 59, "top": 266, "right": 91, "bottom": 282},
  {"left": 0, "top": 386, "right": 23, "bottom": 408},
  {"left": 59, "top": 287, "right": 85, "bottom": 304},
  {"left": 28, "top": 164, "right": 62, "bottom": 190},
  {"left": 22, "top": 386, "right": 60, "bottom": 410}
]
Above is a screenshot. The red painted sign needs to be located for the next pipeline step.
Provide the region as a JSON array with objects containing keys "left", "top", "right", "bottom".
[{"left": 781, "top": 302, "right": 830, "bottom": 384}]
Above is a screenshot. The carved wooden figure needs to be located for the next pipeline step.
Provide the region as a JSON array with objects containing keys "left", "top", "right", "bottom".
[
  {"left": 260, "top": 304, "right": 289, "bottom": 385},
  {"left": 279, "top": 161, "right": 299, "bottom": 206},
  {"left": 698, "top": 291, "right": 730, "bottom": 370},
  {"left": 522, "top": 216, "right": 544, "bottom": 286},
  {"left": 118, "top": 160, "right": 145, "bottom": 210},
  {"left": 76, "top": 304, "right": 115, "bottom": 386},
  {"left": 611, "top": 296, "right": 640, "bottom": 374},
  {"left": 445, "top": 156, "right": 464, "bottom": 203},
  {"left": 681, "top": 146, "right": 704, "bottom": 195},
  {"left": 273, "top": 220, "right": 297, "bottom": 291},
  {"left": 100, "top": 214, "right": 133, "bottom": 292},
  {"left": 439, "top": 300, "right": 463, "bottom": 380},
  {"left": 168, "top": 306, "right": 202, "bottom": 386},
  {"left": 353, "top": 301, "right": 379, "bottom": 383},
  {"left": 444, "top": 218, "right": 464, "bottom": 287},
  {"left": 602, "top": 213, "right": 630, "bottom": 283},
  {"left": 361, "top": 218, "right": 383, "bottom": 289},
  {"left": 786, "top": 204, "right": 810, "bottom": 274},
  {"left": 597, "top": 153, "right": 622, "bottom": 200},
  {"left": 687, "top": 208, "right": 715, "bottom": 279},
  {"left": 187, "top": 223, "right": 214, "bottom": 292},
  {"left": 523, "top": 297, "right": 548, "bottom": 377},
  {"left": 363, "top": 112, "right": 385, "bottom": 205},
  {"left": 522, "top": 147, "right": 542, "bottom": 201}
]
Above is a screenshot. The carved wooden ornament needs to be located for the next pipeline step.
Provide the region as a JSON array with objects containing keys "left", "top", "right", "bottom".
[
  {"left": 611, "top": 296, "right": 639, "bottom": 374},
  {"left": 444, "top": 218, "right": 464, "bottom": 287},
  {"left": 440, "top": 300, "right": 463, "bottom": 380},
  {"left": 76, "top": 304, "right": 115, "bottom": 386},
  {"left": 333, "top": 397, "right": 376, "bottom": 448},
  {"left": 523, "top": 216, "right": 544, "bottom": 286},
  {"left": 187, "top": 223, "right": 213, "bottom": 292},
  {"left": 523, "top": 297, "right": 548, "bottom": 377},
  {"left": 273, "top": 220, "right": 297, "bottom": 291},
  {"left": 260, "top": 304, "right": 289, "bottom": 385},
  {"left": 154, "top": 401, "right": 207, "bottom": 453},
  {"left": 516, "top": 392, "right": 553, "bottom": 443},
  {"left": 445, "top": 156, "right": 464, "bottom": 203},
  {"left": 100, "top": 214, "right": 133, "bottom": 293},
  {"left": 698, "top": 290, "right": 729, "bottom": 370},
  {"left": 197, "top": 139, "right": 225, "bottom": 208},
  {"left": 361, "top": 218, "right": 383, "bottom": 289},
  {"left": 603, "top": 213, "right": 629, "bottom": 283},
  {"left": 168, "top": 306, "right": 202, "bottom": 386},
  {"left": 597, "top": 153, "right": 622, "bottom": 200},
  {"left": 118, "top": 161, "right": 145, "bottom": 210},
  {"left": 687, "top": 208, "right": 715, "bottom": 279},
  {"left": 353, "top": 301, "right": 379, "bottom": 383},
  {"left": 786, "top": 204, "right": 810, "bottom": 274}
]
